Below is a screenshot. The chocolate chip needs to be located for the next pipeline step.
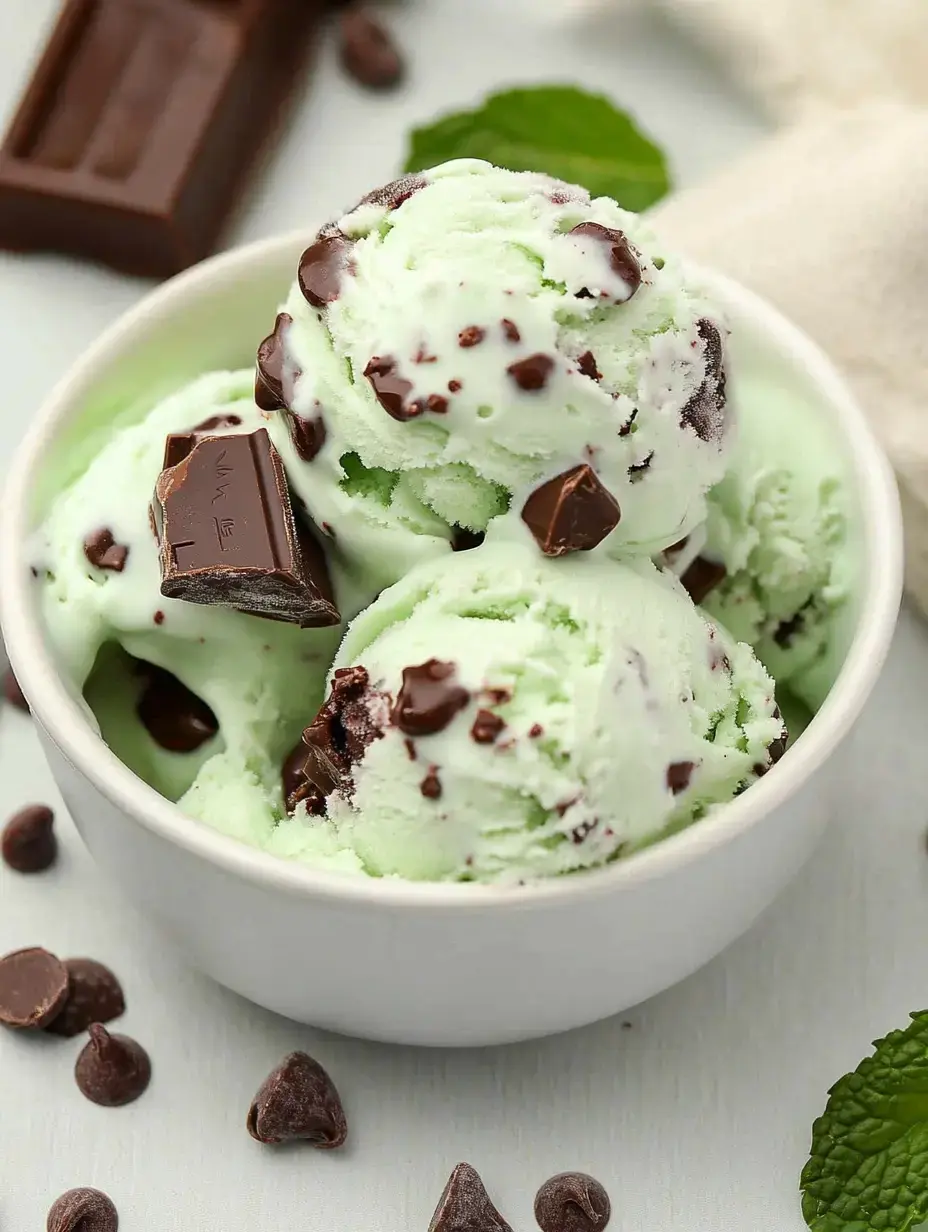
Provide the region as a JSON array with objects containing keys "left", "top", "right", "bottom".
[
  {"left": 529, "top": 723, "right": 544, "bottom": 738},
  {"left": 339, "top": 9, "right": 404, "bottom": 89},
  {"left": 428, "top": 1163, "right": 513, "bottom": 1232},
  {"left": 47, "top": 1188, "right": 118, "bottom": 1232},
  {"left": 153, "top": 609, "right": 165, "bottom": 625},
  {"left": 3, "top": 666, "right": 28, "bottom": 711},
  {"left": 679, "top": 556, "right": 727, "bottom": 605},
  {"left": 576, "top": 350, "right": 601, "bottom": 380},
  {"left": 2, "top": 804, "right": 56, "bottom": 873},
  {"left": 420, "top": 766, "right": 442, "bottom": 799},
  {"left": 287, "top": 411, "right": 327, "bottom": 462},
  {"left": 46, "top": 959, "right": 125, "bottom": 1038},
  {"left": 569, "top": 222, "right": 641, "bottom": 300},
  {"left": 451, "top": 528, "right": 485, "bottom": 552},
  {"left": 471, "top": 710, "right": 505, "bottom": 744},
  {"left": 459, "top": 325, "right": 486, "bottom": 348},
  {"left": 774, "top": 600, "right": 814, "bottom": 648},
  {"left": 0, "top": 947, "right": 68, "bottom": 1029},
  {"left": 501, "top": 318, "right": 521, "bottom": 343},
  {"left": 448, "top": 379, "right": 462, "bottom": 393},
  {"left": 74, "top": 1024, "right": 151, "bottom": 1107},
  {"left": 522, "top": 464, "right": 620, "bottom": 556},
  {"left": 135, "top": 662, "right": 218, "bottom": 754},
  {"left": 83, "top": 529, "right": 128, "bottom": 572},
  {"left": 298, "top": 234, "right": 354, "bottom": 308},
  {"left": 357, "top": 174, "right": 426, "bottom": 212},
  {"left": 255, "top": 312, "right": 294, "bottom": 411},
  {"left": 247, "top": 1051, "right": 347, "bottom": 1147},
  {"left": 666, "top": 761, "right": 694, "bottom": 794},
  {"left": 419, "top": 393, "right": 449, "bottom": 415},
  {"left": 681, "top": 318, "right": 727, "bottom": 442},
  {"left": 364, "top": 355, "right": 417, "bottom": 420},
  {"left": 393, "top": 660, "right": 470, "bottom": 737},
  {"left": 508, "top": 353, "right": 556, "bottom": 392},
  {"left": 534, "top": 1173, "right": 612, "bottom": 1232}
]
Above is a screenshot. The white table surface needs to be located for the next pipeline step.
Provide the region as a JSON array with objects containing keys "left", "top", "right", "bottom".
[{"left": 2, "top": 3, "right": 925, "bottom": 1230}]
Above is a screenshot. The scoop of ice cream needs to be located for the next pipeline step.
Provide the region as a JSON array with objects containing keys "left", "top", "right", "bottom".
[
  {"left": 284, "top": 542, "right": 786, "bottom": 883},
  {"left": 260, "top": 158, "right": 732, "bottom": 603},
  {"left": 32, "top": 371, "right": 340, "bottom": 809}
]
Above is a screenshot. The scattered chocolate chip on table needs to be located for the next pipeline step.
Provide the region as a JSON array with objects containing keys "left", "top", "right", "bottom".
[
  {"left": 0, "top": 946, "right": 69, "bottom": 1028},
  {"left": 46, "top": 1187, "right": 119, "bottom": 1232},
  {"left": 247, "top": 1050, "right": 347, "bottom": 1147},
  {"left": 428, "top": 1163, "right": 514, "bottom": 1232},
  {"left": 534, "top": 1173, "right": 612, "bottom": 1232},
  {"left": 75, "top": 1023, "right": 152, "bottom": 1107},
  {"left": 46, "top": 958, "right": 126, "bottom": 1038},
  {"left": 1, "top": 803, "right": 57, "bottom": 872}
]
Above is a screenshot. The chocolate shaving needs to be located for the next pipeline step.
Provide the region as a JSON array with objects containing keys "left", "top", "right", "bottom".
[
  {"left": 356, "top": 174, "right": 426, "bottom": 212},
  {"left": 568, "top": 222, "right": 641, "bottom": 300},
  {"left": 522, "top": 464, "right": 620, "bottom": 556},
  {"left": 681, "top": 318, "right": 728, "bottom": 442}
]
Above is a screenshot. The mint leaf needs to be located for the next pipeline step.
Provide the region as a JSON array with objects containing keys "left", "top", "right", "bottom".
[
  {"left": 801, "top": 1011, "right": 928, "bottom": 1232},
  {"left": 404, "top": 86, "right": 670, "bottom": 212}
]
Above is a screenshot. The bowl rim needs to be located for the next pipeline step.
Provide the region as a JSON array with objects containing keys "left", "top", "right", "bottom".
[{"left": 0, "top": 230, "right": 904, "bottom": 910}]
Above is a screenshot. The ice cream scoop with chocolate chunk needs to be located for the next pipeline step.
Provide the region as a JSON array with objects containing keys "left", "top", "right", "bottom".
[
  {"left": 258, "top": 158, "right": 733, "bottom": 595},
  {"left": 277, "top": 542, "right": 785, "bottom": 883}
]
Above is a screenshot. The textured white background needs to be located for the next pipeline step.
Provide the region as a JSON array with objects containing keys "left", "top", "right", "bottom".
[{"left": 1, "top": 3, "right": 925, "bottom": 1231}]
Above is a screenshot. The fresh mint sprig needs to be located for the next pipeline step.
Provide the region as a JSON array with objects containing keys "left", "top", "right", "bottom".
[
  {"left": 801, "top": 1010, "right": 928, "bottom": 1232},
  {"left": 404, "top": 86, "right": 670, "bottom": 212}
]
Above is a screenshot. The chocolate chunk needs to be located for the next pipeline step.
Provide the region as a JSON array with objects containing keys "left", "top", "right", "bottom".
[
  {"left": 451, "top": 528, "right": 485, "bottom": 552},
  {"left": 152, "top": 429, "right": 339, "bottom": 627},
  {"left": 287, "top": 411, "right": 327, "bottom": 462},
  {"left": 47, "top": 1188, "right": 118, "bottom": 1232},
  {"left": 46, "top": 958, "right": 126, "bottom": 1038},
  {"left": 135, "top": 662, "right": 218, "bottom": 754},
  {"left": 420, "top": 767, "right": 442, "bottom": 799},
  {"left": 0, "top": 0, "right": 325, "bottom": 277},
  {"left": 3, "top": 667, "right": 28, "bottom": 711},
  {"left": 298, "top": 234, "right": 355, "bottom": 308},
  {"left": 569, "top": 222, "right": 641, "bottom": 300},
  {"left": 681, "top": 318, "right": 727, "bottom": 442},
  {"left": 529, "top": 723, "right": 544, "bottom": 738},
  {"left": 448, "top": 379, "right": 463, "bottom": 393},
  {"left": 471, "top": 710, "right": 505, "bottom": 744},
  {"left": 339, "top": 9, "right": 404, "bottom": 90},
  {"left": 285, "top": 666, "right": 386, "bottom": 813},
  {"left": 83, "top": 528, "right": 128, "bottom": 573},
  {"left": 679, "top": 556, "right": 726, "bottom": 605},
  {"left": 247, "top": 1051, "right": 347, "bottom": 1147},
  {"left": 501, "top": 318, "right": 521, "bottom": 343},
  {"left": 0, "top": 947, "right": 68, "bottom": 1029},
  {"left": 364, "top": 355, "right": 416, "bottom": 420},
  {"left": 576, "top": 350, "right": 601, "bottom": 380},
  {"left": 774, "top": 601, "right": 813, "bottom": 648},
  {"left": 459, "top": 325, "right": 486, "bottom": 348},
  {"left": 534, "top": 1173, "right": 611, "bottom": 1232},
  {"left": 522, "top": 464, "right": 620, "bottom": 557},
  {"left": 627, "top": 451, "right": 653, "bottom": 483},
  {"left": 428, "top": 1163, "right": 513, "bottom": 1232},
  {"left": 393, "top": 660, "right": 470, "bottom": 737},
  {"left": 356, "top": 174, "right": 426, "bottom": 212},
  {"left": 255, "top": 312, "right": 295, "bottom": 411},
  {"left": 194, "top": 413, "right": 243, "bottom": 433},
  {"left": 153, "top": 610, "right": 165, "bottom": 625},
  {"left": 75, "top": 1023, "right": 151, "bottom": 1107},
  {"left": 666, "top": 761, "right": 694, "bottom": 795},
  {"left": 2, "top": 804, "right": 57, "bottom": 873},
  {"left": 508, "top": 353, "right": 556, "bottom": 392}
]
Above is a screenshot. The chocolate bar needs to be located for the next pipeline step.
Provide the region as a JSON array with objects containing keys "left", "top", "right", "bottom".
[
  {"left": 152, "top": 429, "right": 340, "bottom": 628},
  {"left": 0, "top": 0, "right": 327, "bottom": 278}
]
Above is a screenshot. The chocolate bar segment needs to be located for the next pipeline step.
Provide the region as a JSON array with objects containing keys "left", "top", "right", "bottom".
[
  {"left": 152, "top": 429, "right": 339, "bottom": 628},
  {"left": 0, "top": 0, "right": 327, "bottom": 278}
]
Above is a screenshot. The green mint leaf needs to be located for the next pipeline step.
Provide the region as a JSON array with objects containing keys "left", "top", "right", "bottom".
[
  {"left": 801, "top": 1010, "right": 928, "bottom": 1232},
  {"left": 404, "top": 86, "right": 670, "bottom": 212}
]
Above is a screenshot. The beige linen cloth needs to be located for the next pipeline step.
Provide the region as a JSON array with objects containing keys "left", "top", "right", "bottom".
[{"left": 612, "top": 1, "right": 928, "bottom": 613}]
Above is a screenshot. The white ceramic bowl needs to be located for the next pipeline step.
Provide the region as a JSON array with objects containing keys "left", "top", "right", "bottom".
[{"left": 0, "top": 234, "right": 903, "bottom": 1046}]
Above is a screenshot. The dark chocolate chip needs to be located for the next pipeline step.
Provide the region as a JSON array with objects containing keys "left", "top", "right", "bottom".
[
  {"left": 74, "top": 1024, "right": 151, "bottom": 1107},
  {"left": 501, "top": 318, "right": 521, "bottom": 343},
  {"left": 339, "top": 9, "right": 404, "bottom": 90},
  {"left": 162, "top": 433, "right": 197, "bottom": 470},
  {"left": 459, "top": 325, "right": 486, "bottom": 348},
  {"left": 522, "top": 464, "right": 620, "bottom": 556},
  {"left": 83, "top": 529, "right": 128, "bottom": 573},
  {"left": 666, "top": 761, "right": 694, "bottom": 795},
  {"left": 46, "top": 959, "right": 126, "bottom": 1039},
  {"left": 135, "top": 662, "right": 218, "bottom": 754},
  {"left": 356, "top": 174, "right": 426, "bottom": 212},
  {"left": 681, "top": 318, "right": 727, "bottom": 443},
  {"left": 534, "top": 1173, "right": 612, "bottom": 1232},
  {"left": 392, "top": 660, "right": 470, "bottom": 737},
  {"left": 508, "top": 353, "right": 556, "bottom": 392},
  {"left": 627, "top": 451, "right": 653, "bottom": 483},
  {"left": 576, "top": 350, "right": 601, "bottom": 380},
  {"left": 153, "top": 610, "right": 165, "bottom": 625},
  {"left": 448, "top": 379, "right": 462, "bottom": 393},
  {"left": 255, "top": 312, "right": 294, "bottom": 411},
  {"left": 364, "top": 355, "right": 417, "bottom": 420},
  {"left": 47, "top": 1187, "right": 118, "bottom": 1232},
  {"left": 428, "top": 1163, "right": 513, "bottom": 1232},
  {"left": 2, "top": 804, "right": 56, "bottom": 873},
  {"left": 420, "top": 767, "right": 442, "bottom": 799},
  {"left": 298, "top": 234, "right": 355, "bottom": 308},
  {"left": 451, "top": 528, "right": 485, "bottom": 552},
  {"left": 529, "top": 723, "right": 544, "bottom": 738},
  {"left": 287, "top": 411, "right": 327, "bottom": 462},
  {"left": 471, "top": 710, "right": 505, "bottom": 744},
  {"left": 569, "top": 222, "right": 641, "bottom": 300},
  {"left": 679, "top": 556, "right": 727, "bottom": 605},
  {"left": 571, "top": 819, "right": 598, "bottom": 844},
  {"left": 247, "top": 1051, "right": 347, "bottom": 1147},
  {"left": 417, "top": 393, "right": 449, "bottom": 415},
  {"left": 3, "top": 667, "right": 28, "bottom": 711},
  {"left": 0, "top": 947, "right": 68, "bottom": 1029}
]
